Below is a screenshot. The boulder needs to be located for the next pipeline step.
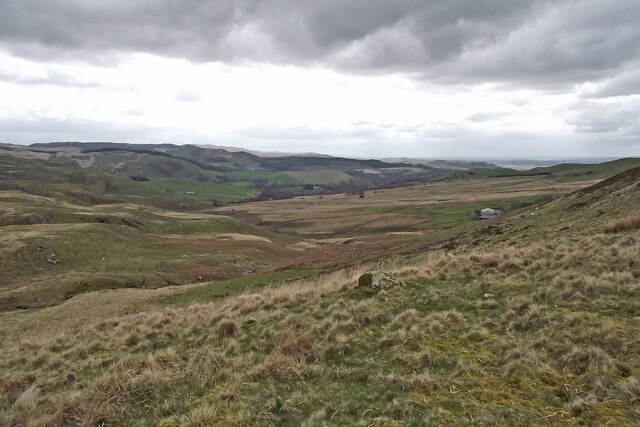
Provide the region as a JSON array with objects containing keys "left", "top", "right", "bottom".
[
  {"left": 479, "top": 208, "right": 503, "bottom": 220},
  {"left": 358, "top": 271, "right": 404, "bottom": 289}
]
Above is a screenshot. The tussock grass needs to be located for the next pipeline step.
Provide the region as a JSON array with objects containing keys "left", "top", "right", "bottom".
[
  {"left": 605, "top": 214, "right": 640, "bottom": 233},
  {"left": 2, "top": 170, "right": 640, "bottom": 425}
]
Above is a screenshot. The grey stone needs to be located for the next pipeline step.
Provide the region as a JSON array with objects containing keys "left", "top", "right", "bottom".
[{"left": 358, "top": 271, "right": 404, "bottom": 289}]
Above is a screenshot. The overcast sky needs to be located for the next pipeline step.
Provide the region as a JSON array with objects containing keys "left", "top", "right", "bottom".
[{"left": 1, "top": 0, "right": 639, "bottom": 158}]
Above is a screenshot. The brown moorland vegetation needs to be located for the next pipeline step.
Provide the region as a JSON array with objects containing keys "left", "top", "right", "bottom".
[{"left": 1, "top": 167, "right": 639, "bottom": 425}]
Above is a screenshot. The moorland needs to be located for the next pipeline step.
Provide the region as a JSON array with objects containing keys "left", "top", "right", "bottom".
[{"left": 1, "top": 142, "right": 639, "bottom": 425}]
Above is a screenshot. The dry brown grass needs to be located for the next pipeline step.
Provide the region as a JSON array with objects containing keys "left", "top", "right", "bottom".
[
  {"left": 217, "top": 176, "right": 593, "bottom": 237},
  {"left": 605, "top": 214, "right": 640, "bottom": 233},
  {"left": 217, "top": 320, "right": 239, "bottom": 337},
  {"left": 1, "top": 169, "right": 639, "bottom": 425}
]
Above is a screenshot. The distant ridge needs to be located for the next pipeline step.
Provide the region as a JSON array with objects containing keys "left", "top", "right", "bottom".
[
  {"left": 383, "top": 157, "right": 497, "bottom": 170},
  {"left": 192, "top": 144, "right": 332, "bottom": 158}
]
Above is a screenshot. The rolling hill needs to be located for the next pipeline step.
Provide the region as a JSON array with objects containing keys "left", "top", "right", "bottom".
[
  {"left": 436, "top": 157, "right": 640, "bottom": 182},
  {"left": 5, "top": 142, "right": 445, "bottom": 203},
  {"left": 1, "top": 149, "right": 639, "bottom": 424},
  {"left": 383, "top": 157, "right": 497, "bottom": 170}
]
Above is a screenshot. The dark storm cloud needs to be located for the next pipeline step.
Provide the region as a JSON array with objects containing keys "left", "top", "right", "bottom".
[{"left": 1, "top": 0, "right": 639, "bottom": 87}]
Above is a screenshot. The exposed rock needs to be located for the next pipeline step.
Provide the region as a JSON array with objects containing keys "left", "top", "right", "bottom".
[
  {"left": 37, "top": 246, "right": 60, "bottom": 264},
  {"left": 358, "top": 271, "right": 404, "bottom": 289},
  {"left": 478, "top": 208, "right": 503, "bottom": 220}
]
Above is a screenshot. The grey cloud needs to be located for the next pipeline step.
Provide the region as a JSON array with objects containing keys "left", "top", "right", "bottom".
[
  {"left": 582, "top": 70, "right": 640, "bottom": 98},
  {"left": 0, "top": 68, "right": 99, "bottom": 87},
  {"left": 233, "top": 124, "right": 389, "bottom": 143},
  {"left": 467, "top": 112, "right": 509, "bottom": 123},
  {"left": 0, "top": 116, "right": 172, "bottom": 145},
  {"left": 417, "top": 0, "right": 640, "bottom": 87},
  {"left": 175, "top": 89, "right": 201, "bottom": 102},
  {"left": 567, "top": 100, "right": 640, "bottom": 136},
  {"left": 1, "top": 114, "right": 637, "bottom": 158},
  {"left": 1, "top": 0, "right": 639, "bottom": 87}
]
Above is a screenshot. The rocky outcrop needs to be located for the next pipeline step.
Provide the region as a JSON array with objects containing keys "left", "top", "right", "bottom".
[
  {"left": 479, "top": 208, "right": 503, "bottom": 219},
  {"left": 358, "top": 271, "right": 404, "bottom": 289}
]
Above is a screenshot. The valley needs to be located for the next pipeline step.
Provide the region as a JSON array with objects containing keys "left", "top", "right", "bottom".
[{"left": 0, "top": 144, "right": 639, "bottom": 425}]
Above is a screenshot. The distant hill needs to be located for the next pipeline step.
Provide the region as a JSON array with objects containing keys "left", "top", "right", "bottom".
[
  {"left": 383, "top": 157, "right": 497, "bottom": 170},
  {"left": 192, "top": 144, "right": 333, "bottom": 158},
  {"left": 435, "top": 157, "right": 640, "bottom": 181},
  {"left": 6, "top": 142, "right": 443, "bottom": 205},
  {"left": 31, "top": 141, "right": 437, "bottom": 172},
  {"left": 4, "top": 143, "right": 639, "bottom": 208}
]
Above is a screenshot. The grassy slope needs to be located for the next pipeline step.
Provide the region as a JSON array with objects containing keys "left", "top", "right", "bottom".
[
  {"left": 2, "top": 167, "right": 639, "bottom": 425},
  {"left": 384, "top": 158, "right": 496, "bottom": 169},
  {"left": 90, "top": 151, "right": 222, "bottom": 181},
  {"left": 225, "top": 171, "right": 300, "bottom": 187},
  {"left": 138, "top": 179, "right": 256, "bottom": 203},
  {"left": 20, "top": 145, "right": 443, "bottom": 198},
  {"left": 285, "top": 170, "right": 353, "bottom": 185},
  {"left": 4, "top": 170, "right": 569, "bottom": 313},
  {"left": 0, "top": 152, "right": 260, "bottom": 209},
  {"left": 0, "top": 187, "right": 301, "bottom": 311},
  {"left": 436, "top": 158, "right": 640, "bottom": 182},
  {"left": 529, "top": 157, "right": 640, "bottom": 181}
]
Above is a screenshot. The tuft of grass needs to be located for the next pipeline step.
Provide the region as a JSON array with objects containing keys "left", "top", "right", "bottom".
[
  {"left": 605, "top": 214, "right": 640, "bottom": 233},
  {"left": 217, "top": 320, "right": 239, "bottom": 337},
  {"left": 12, "top": 384, "right": 40, "bottom": 414},
  {"left": 560, "top": 347, "right": 615, "bottom": 375}
]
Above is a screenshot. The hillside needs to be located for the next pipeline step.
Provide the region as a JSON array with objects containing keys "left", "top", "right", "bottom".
[
  {"left": 1, "top": 161, "right": 639, "bottom": 424},
  {"left": 1, "top": 166, "right": 589, "bottom": 313},
  {"left": 437, "top": 157, "right": 640, "bottom": 182},
  {"left": 384, "top": 157, "right": 497, "bottom": 170},
  {"left": 22, "top": 142, "right": 443, "bottom": 201}
]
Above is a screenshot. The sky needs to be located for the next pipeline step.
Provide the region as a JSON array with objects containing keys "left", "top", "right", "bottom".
[{"left": 0, "top": 0, "right": 639, "bottom": 158}]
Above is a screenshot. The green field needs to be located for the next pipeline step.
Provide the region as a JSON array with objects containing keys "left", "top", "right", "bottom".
[
  {"left": 225, "top": 171, "right": 300, "bottom": 186},
  {"left": 285, "top": 170, "right": 353, "bottom": 185},
  {"left": 138, "top": 179, "right": 257, "bottom": 203}
]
